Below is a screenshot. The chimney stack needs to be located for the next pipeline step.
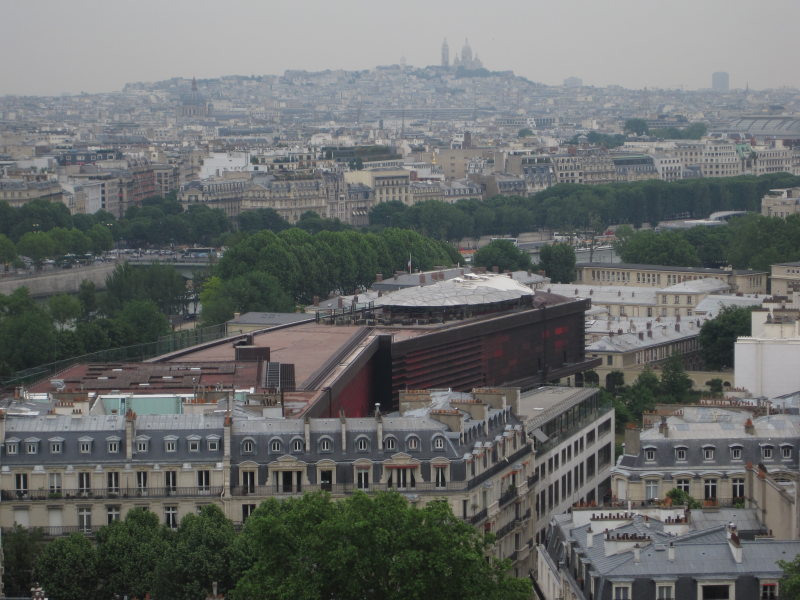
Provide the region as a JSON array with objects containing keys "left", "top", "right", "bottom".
[
  {"left": 668, "top": 542, "right": 675, "bottom": 561},
  {"left": 624, "top": 423, "right": 641, "bottom": 456}
]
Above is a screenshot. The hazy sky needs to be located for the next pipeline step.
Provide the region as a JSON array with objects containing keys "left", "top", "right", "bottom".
[{"left": 2, "top": 0, "right": 798, "bottom": 96}]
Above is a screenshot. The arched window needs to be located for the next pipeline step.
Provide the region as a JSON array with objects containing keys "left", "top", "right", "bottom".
[
  {"left": 356, "top": 437, "right": 369, "bottom": 452},
  {"left": 384, "top": 437, "right": 396, "bottom": 451},
  {"left": 407, "top": 436, "right": 419, "bottom": 451},
  {"left": 433, "top": 436, "right": 445, "bottom": 450},
  {"left": 319, "top": 438, "right": 332, "bottom": 453},
  {"left": 270, "top": 439, "right": 282, "bottom": 453},
  {"left": 292, "top": 439, "right": 304, "bottom": 453}
]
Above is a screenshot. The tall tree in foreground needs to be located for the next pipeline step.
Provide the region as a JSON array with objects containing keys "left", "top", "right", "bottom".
[
  {"left": 538, "top": 242, "right": 576, "bottom": 283},
  {"left": 473, "top": 239, "right": 532, "bottom": 272},
  {"left": 230, "top": 491, "right": 531, "bottom": 600},
  {"left": 35, "top": 533, "right": 100, "bottom": 600}
]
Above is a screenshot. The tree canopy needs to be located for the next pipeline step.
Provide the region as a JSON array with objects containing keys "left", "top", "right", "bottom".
[
  {"left": 473, "top": 239, "right": 532, "bottom": 272},
  {"left": 538, "top": 243, "right": 576, "bottom": 283},
  {"left": 230, "top": 492, "right": 531, "bottom": 600},
  {"left": 699, "top": 306, "right": 754, "bottom": 370}
]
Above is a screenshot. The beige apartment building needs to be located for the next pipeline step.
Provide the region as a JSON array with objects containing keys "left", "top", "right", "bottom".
[
  {"left": 0, "top": 179, "right": 64, "bottom": 208},
  {"left": 762, "top": 187, "right": 800, "bottom": 218},
  {"left": 575, "top": 262, "right": 768, "bottom": 294},
  {"left": 770, "top": 261, "right": 800, "bottom": 296},
  {"left": 344, "top": 168, "right": 411, "bottom": 205}
]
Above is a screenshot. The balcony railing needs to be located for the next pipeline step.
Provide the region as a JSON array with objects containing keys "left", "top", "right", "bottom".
[
  {"left": 495, "top": 520, "right": 518, "bottom": 539},
  {"left": 468, "top": 507, "right": 488, "bottom": 524},
  {"left": 1, "top": 525, "right": 104, "bottom": 537},
  {"left": 1, "top": 486, "right": 223, "bottom": 501},
  {"left": 499, "top": 486, "right": 518, "bottom": 508}
]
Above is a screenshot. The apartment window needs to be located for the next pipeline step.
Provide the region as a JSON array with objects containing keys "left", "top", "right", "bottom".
[
  {"left": 242, "top": 504, "right": 256, "bottom": 522},
  {"left": 407, "top": 437, "right": 419, "bottom": 451},
  {"left": 78, "top": 507, "right": 92, "bottom": 533},
  {"left": 732, "top": 478, "right": 745, "bottom": 499},
  {"left": 675, "top": 447, "right": 687, "bottom": 461},
  {"left": 107, "top": 506, "right": 120, "bottom": 524},
  {"left": 270, "top": 439, "right": 282, "bottom": 453},
  {"left": 320, "top": 438, "right": 332, "bottom": 453},
  {"left": 165, "top": 470, "right": 177, "bottom": 492},
  {"left": 165, "top": 439, "right": 177, "bottom": 453},
  {"left": 242, "top": 471, "right": 256, "bottom": 494},
  {"left": 207, "top": 438, "right": 219, "bottom": 452},
  {"left": 165, "top": 505, "right": 178, "bottom": 529},
  {"left": 613, "top": 584, "right": 631, "bottom": 599},
  {"left": 433, "top": 437, "right": 445, "bottom": 450},
  {"left": 357, "top": 470, "right": 370, "bottom": 490},
  {"left": 107, "top": 439, "right": 120, "bottom": 454},
  {"left": 26, "top": 441, "right": 38, "bottom": 455},
  {"left": 676, "top": 478, "right": 690, "bottom": 493},
  {"left": 50, "top": 440, "right": 63, "bottom": 454},
  {"left": 704, "top": 479, "right": 717, "bottom": 501},
  {"left": 645, "top": 479, "right": 659, "bottom": 500},
  {"left": 107, "top": 471, "right": 120, "bottom": 494},
  {"left": 782, "top": 446, "right": 793, "bottom": 459},
  {"left": 435, "top": 466, "right": 447, "bottom": 488},
  {"left": 242, "top": 439, "right": 255, "bottom": 454},
  {"left": 703, "top": 447, "right": 715, "bottom": 461},
  {"left": 388, "top": 467, "right": 415, "bottom": 489},
  {"left": 657, "top": 583, "right": 675, "bottom": 599},
  {"left": 760, "top": 582, "right": 778, "bottom": 599},
  {"left": 197, "top": 470, "right": 210, "bottom": 492},
  {"left": 645, "top": 448, "right": 656, "bottom": 462},
  {"left": 188, "top": 438, "right": 200, "bottom": 452},
  {"left": 15, "top": 473, "right": 28, "bottom": 493},
  {"left": 292, "top": 439, "right": 304, "bottom": 453},
  {"left": 49, "top": 473, "right": 62, "bottom": 494},
  {"left": 356, "top": 437, "right": 369, "bottom": 452},
  {"left": 762, "top": 446, "right": 773, "bottom": 460},
  {"left": 384, "top": 437, "right": 396, "bottom": 451},
  {"left": 731, "top": 446, "right": 742, "bottom": 461},
  {"left": 79, "top": 440, "right": 93, "bottom": 454},
  {"left": 6, "top": 441, "right": 18, "bottom": 455},
  {"left": 136, "top": 471, "right": 148, "bottom": 493},
  {"left": 78, "top": 472, "right": 91, "bottom": 493},
  {"left": 136, "top": 439, "right": 149, "bottom": 453}
]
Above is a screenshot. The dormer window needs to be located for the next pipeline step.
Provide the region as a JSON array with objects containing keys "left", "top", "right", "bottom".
[
  {"left": 762, "top": 445, "right": 774, "bottom": 460},
  {"left": 433, "top": 437, "right": 445, "bottom": 450},
  {"left": 50, "top": 439, "right": 64, "bottom": 454},
  {"left": 165, "top": 436, "right": 178, "bottom": 453},
  {"left": 731, "top": 446, "right": 743, "bottom": 461},
  {"left": 270, "top": 439, "right": 282, "bottom": 453},
  {"left": 703, "top": 446, "right": 715, "bottom": 461},
  {"left": 135, "top": 436, "right": 149, "bottom": 453},
  {"left": 644, "top": 448, "right": 656, "bottom": 462},
  {"left": 320, "top": 438, "right": 332, "bottom": 453},
  {"left": 675, "top": 447, "right": 687, "bottom": 461},
  {"left": 207, "top": 436, "right": 220, "bottom": 452},
  {"left": 107, "top": 437, "right": 120, "bottom": 454},
  {"left": 356, "top": 437, "right": 369, "bottom": 452},
  {"left": 25, "top": 439, "right": 40, "bottom": 455},
  {"left": 384, "top": 437, "right": 396, "bottom": 451},
  {"left": 5, "top": 439, "right": 19, "bottom": 455},
  {"left": 292, "top": 439, "right": 304, "bottom": 453},
  {"left": 79, "top": 438, "right": 94, "bottom": 454},
  {"left": 782, "top": 445, "right": 793, "bottom": 460},
  {"left": 407, "top": 436, "right": 419, "bottom": 451},
  {"left": 242, "top": 439, "right": 256, "bottom": 455},
  {"left": 187, "top": 436, "right": 201, "bottom": 452}
]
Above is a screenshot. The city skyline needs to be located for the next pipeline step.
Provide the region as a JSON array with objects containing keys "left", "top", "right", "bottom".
[{"left": 2, "top": 0, "right": 799, "bottom": 96}]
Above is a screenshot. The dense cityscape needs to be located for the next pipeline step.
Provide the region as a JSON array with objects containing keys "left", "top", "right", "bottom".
[{"left": 4, "top": 9, "right": 800, "bottom": 599}]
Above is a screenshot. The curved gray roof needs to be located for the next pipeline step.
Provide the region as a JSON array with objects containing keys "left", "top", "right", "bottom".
[{"left": 725, "top": 116, "right": 800, "bottom": 138}]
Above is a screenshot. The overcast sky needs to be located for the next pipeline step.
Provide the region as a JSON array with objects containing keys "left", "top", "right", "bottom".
[{"left": 2, "top": 0, "right": 798, "bottom": 96}]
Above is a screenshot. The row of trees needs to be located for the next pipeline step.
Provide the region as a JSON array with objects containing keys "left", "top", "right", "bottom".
[
  {"left": 368, "top": 174, "right": 800, "bottom": 240},
  {"left": 8, "top": 494, "right": 530, "bottom": 600},
  {"left": 201, "top": 227, "right": 461, "bottom": 324},
  {"left": 615, "top": 213, "right": 800, "bottom": 272},
  {"left": 0, "top": 263, "right": 186, "bottom": 376}
]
